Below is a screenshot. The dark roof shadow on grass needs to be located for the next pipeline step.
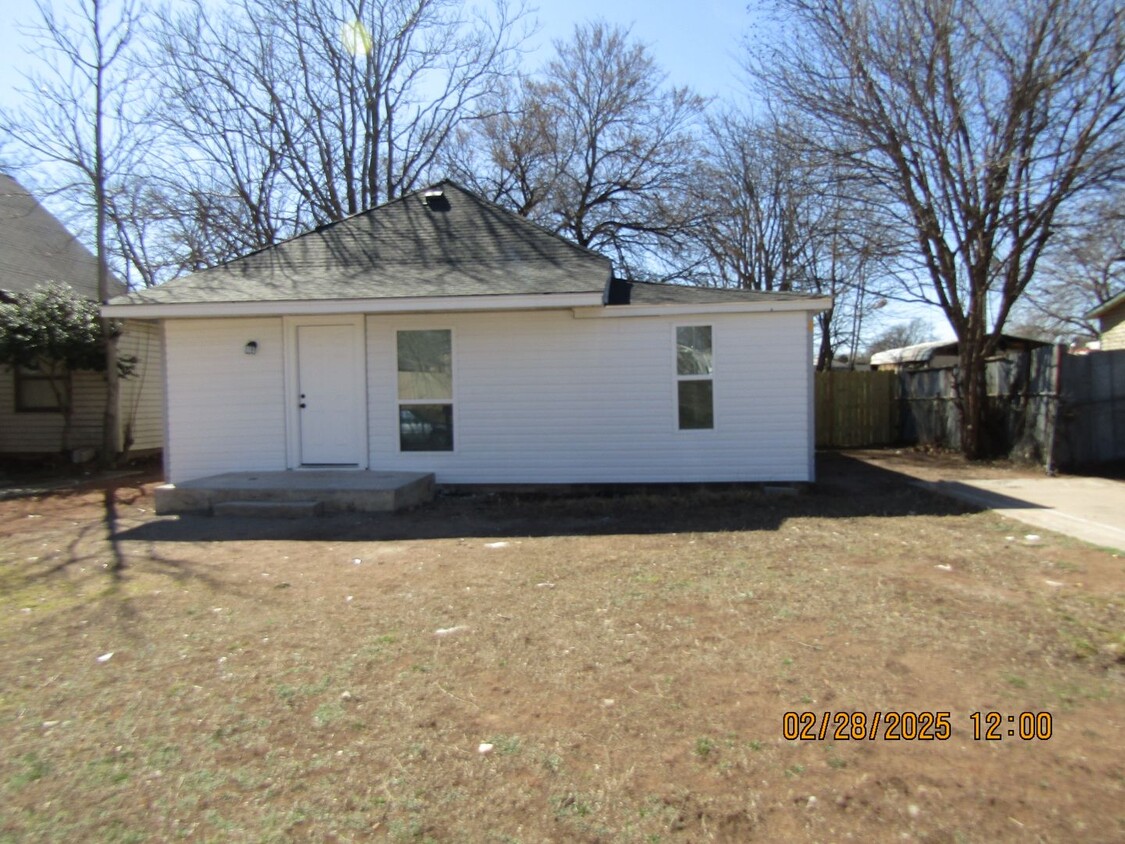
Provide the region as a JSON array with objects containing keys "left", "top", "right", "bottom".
[{"left": 111, "top": 454, "right": 979, "bottom": 544}]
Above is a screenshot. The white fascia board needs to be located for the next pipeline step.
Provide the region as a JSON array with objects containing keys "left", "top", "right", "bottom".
[
  {"left": 102, "top": 291, "right": 605, "bottom": 320},
  {"left": 571, "top": 297, "right": 833, "bottom": 318}
]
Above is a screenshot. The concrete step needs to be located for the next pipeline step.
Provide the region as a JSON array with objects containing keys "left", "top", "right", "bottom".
[
  {"left": 155, "top": 471, "right": 435, "bottom": 515},
  {"left": 213, "top": 499, "right": 324, "bottom": 519}
]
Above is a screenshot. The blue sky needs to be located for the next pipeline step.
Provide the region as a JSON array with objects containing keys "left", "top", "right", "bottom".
[
  {"left": 0, "top": 0, "right": 938, "bottom": 340},
  {"left": 529, "top": 0, "right": 755, "bottom": 100},
  {"left": 0, "top": 0, "right": 757, "bottom": 109}
]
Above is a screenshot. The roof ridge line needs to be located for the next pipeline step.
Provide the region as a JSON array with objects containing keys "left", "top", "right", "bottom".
[
  {"left": 196, "top": 179, "right": 612, "bottom": 275},
  {"left": 431, "top": 178, "right": 612, "bottom": 267}
]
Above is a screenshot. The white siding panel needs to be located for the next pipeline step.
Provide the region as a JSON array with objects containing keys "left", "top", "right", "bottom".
[
  {"left": 118, "top": 320, "right": 164, "bottom": 451},
  {"left": 69, "top": 371, "right": 109, "bottom": 448},
  {"left": 367, "top": 309, "right": 815, "bottom": 483},
  {"left": 164, "top": 318, "right": 285, "bottom": 482}
]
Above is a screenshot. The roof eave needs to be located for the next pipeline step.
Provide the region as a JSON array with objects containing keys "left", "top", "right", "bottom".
[
  {"left": 102, "top": 290, "right": 607, "bottom": 319},
  {"left": 572, "top": 297, "right": 833, "bottom": 318},
  {"left": 1085, "top": 289, "right": 1125, "bottom": 319}
]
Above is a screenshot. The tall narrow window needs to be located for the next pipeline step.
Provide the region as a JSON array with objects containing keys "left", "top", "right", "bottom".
[
  {"left": 676, "top": 326, "right": 713, "bottom": 429},
  {"left": 397, "top": 329, "right": 453, "bottom": 451}
]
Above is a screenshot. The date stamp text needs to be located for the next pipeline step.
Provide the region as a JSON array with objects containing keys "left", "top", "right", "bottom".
[{"left": 782, "top": 711, "right": 1053, "bottom": 741}]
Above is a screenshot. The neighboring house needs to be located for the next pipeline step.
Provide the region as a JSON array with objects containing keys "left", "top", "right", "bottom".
[
  {"left": 1086, "top": 290, "right": 1125, "bottom": 351},
  {"left": 869, "top": 335, "right": 1050, "bottom": 372},
  {"left": 0, "top": 173, "right": 163, "bottom": 458},
  {"left": 104, "top": 181, "right": 830, "bottom": 485}
]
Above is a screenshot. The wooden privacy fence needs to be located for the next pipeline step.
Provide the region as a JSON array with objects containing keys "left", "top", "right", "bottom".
[
  {"left": 898, "top": 346, "right": 1061, "bottom": 461},
  {"left": 1056, "top": 348, "right": 1125, "bottom": 469},
  {"left": 815, "top": 370, "right": 900, "bottom": 448},
  {"left": 814, "top": 348, "right": 1125, "bottom": 468}
]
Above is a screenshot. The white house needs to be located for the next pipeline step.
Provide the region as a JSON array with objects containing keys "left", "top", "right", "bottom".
[
  {"left": 0, "top": 173, "right": 163, "bottom": 459},
  {"left": 103, "top": 181, "right": 829, "bottom": 487}
]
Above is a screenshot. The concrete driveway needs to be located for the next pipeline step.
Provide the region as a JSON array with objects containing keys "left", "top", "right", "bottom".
[{"left": 924, "top": 476, "right": 1125, "bottom": 552}]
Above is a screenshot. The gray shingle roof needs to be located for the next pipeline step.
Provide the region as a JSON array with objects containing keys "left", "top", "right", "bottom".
[
  {"left": 105, "top": 180, "right": 831, "bottom": 312},
  {"left": 111, "top": 181, "right": 613, "bottom": 306},
  {"left": 0, "top": 173, "right": 124, "bottom": 301}
]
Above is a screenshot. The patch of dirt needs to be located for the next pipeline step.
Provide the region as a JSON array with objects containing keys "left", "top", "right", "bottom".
[
  {"left": 0, "top": 456, "right": 1122, "bottom": 842},
  {"left": 840, "top": 446, "right": 1052, "bottom": 483}
]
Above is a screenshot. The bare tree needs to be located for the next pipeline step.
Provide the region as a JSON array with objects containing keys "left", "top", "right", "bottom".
[
  {"left": 0, "top": 0, "right": 147, "bottom": 466},
  {"left": 693, "top": 112, "right": 803, "bottom": 292},
  {"left": 150, "top": 0, "right": 529, "bottom": 267},
  {"left": 864, "top": 317, "right": 935, "bottom": 358},
  {"left": 750, "top": 0, "right": 1125, "bottom": 457},
  {"left": 690, "top": 111, "right": 893, "bottom": 368},
  {"left": 1016, "top": 190, "right": 1125, "bottom": 340},
  {"left": 97, "top": 179, "right": 185, "bottom": 289},
  {"left": 442, "top": 79, "right": 559, "bottom": 218},
  {"left": 538, "top": 22, "right": 705, "bottom": 277},
  {"left": 448, "top": 22, "right": 707, "bottom": 279}
]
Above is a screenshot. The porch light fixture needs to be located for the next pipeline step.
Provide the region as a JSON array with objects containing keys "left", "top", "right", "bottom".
[{"left": 244, "top": 340, "right": 259, "bottom": 355}]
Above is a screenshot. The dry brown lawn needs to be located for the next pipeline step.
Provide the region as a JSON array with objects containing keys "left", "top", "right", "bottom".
[{"left": 0, "top": 453, "right": 1122, "bottom": 842}]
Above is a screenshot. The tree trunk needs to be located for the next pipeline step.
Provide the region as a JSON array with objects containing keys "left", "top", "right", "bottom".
[
  {"left": 93, "top": 0, "right": 119, "bottom": 470},
  {"left": 958, "top": 344, "right": 988, "bottom": 459},
  {"left": 100, "top": 322, "right": 120, "bottom": 466},
  {"left": 816, "top": 310, "right": 834, "bottom": 371}
]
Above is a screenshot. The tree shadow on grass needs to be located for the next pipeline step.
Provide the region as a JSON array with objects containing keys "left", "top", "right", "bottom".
[
  {"left": 15, "top": 474, "right": 244, "bottom": 621},
  {"left": 111, "top": 453, "right": 982, "bottom": 544}
]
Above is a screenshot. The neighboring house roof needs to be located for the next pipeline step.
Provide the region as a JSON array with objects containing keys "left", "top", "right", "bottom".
[
  {"left": 0, "top": 172, "right": 124, "bottom": 301},
  {"left": 1085, "top": 289, "right": 1125, "bottom": 320},
  {"left": 105, "top": 179, "right": 830, "bottom": 318},
  {"left": 869, "top": 340, "right": 954, "bottom": 368},
  {"left": 870, "top": 334, "right": 1050, "bottom": 368}
]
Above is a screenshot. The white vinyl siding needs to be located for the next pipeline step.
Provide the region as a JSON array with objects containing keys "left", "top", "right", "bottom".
[
  {"left": 160, "top": 308, "right": 815, "bottom": 485},
  {"left": 118, "top": 319, "right": 164, "bottom": 451},
  {"left": 366, "top": 309, "right": 814, "bottom": 483},
  {"left": 163, "top": 318, "right": 286, "bottom": 481}
]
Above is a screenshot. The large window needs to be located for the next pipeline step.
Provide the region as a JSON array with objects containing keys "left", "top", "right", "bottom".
[
  {"left": 14, "top": 362, "right": 68, "bottom": 413},
  {"left": 397, "top": 329, "right": 453, "bottom": 451},
  {"left": 676, "top": 325, "right": 713, "bottom": 430}
]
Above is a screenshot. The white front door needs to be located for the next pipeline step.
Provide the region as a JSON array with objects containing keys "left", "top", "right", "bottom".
[{"left": 296, "top": 323, "right": 363, "bottom": 465}]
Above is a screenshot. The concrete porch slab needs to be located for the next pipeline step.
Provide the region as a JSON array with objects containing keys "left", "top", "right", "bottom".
[{"left": 155, "top": 470, "right": 435, "bottom": 515}]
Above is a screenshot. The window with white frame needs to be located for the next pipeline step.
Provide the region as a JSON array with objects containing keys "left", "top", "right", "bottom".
[
  {"left": 676, "top": 325, "right": 713, "bottom": 430},
  {"left": 396, "top": 329, "right": 453, "bottom": 451}
]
